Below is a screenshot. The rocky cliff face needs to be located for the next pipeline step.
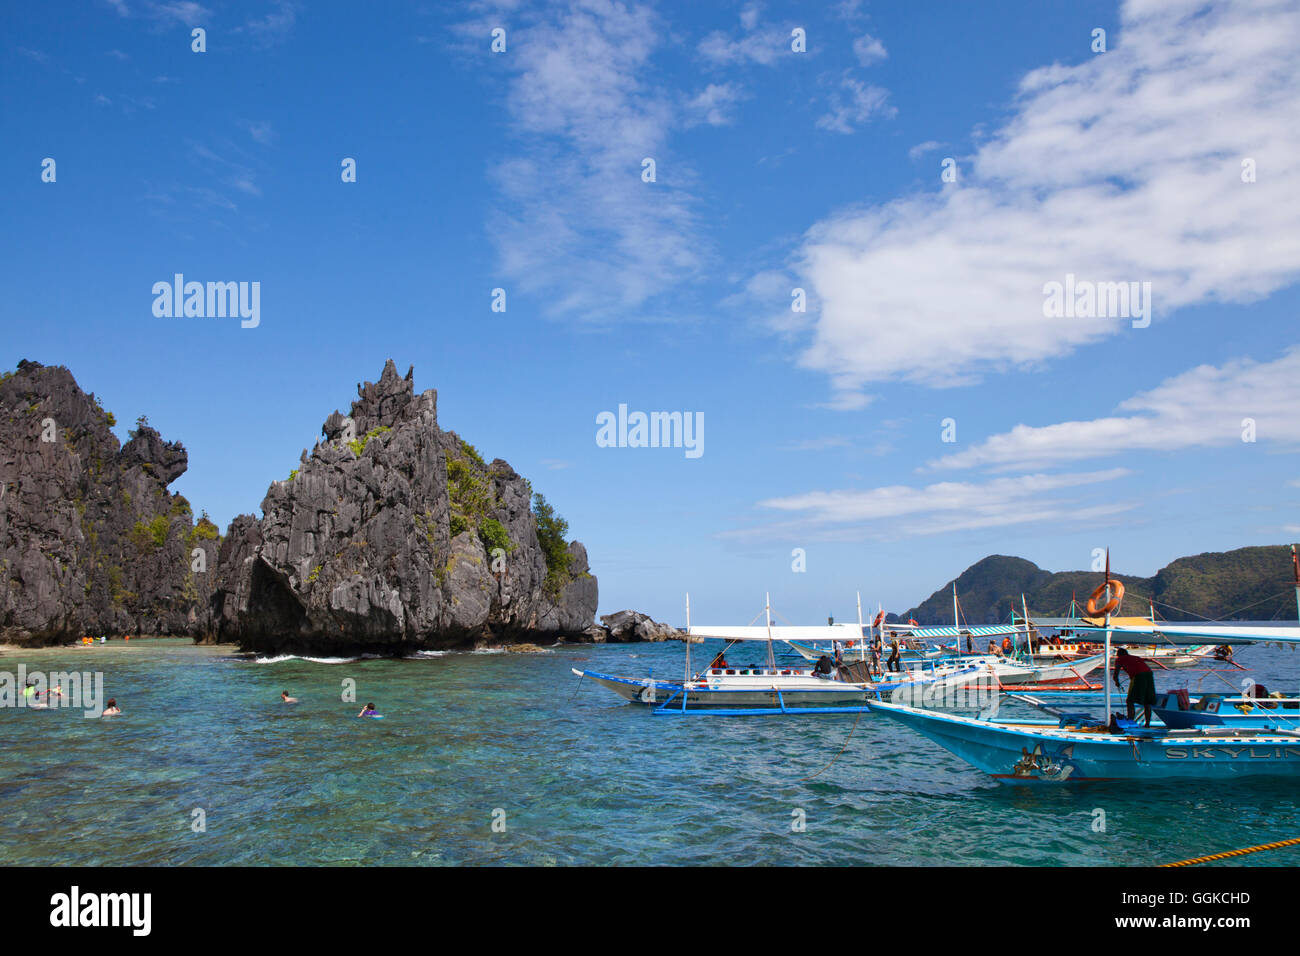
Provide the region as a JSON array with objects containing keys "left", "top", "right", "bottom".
[
  {"left": 0, "top": 361, "right": 219, "bottom": 645},
  {"left": 211, "top": 360, "right": 598, "bottom": 654}
]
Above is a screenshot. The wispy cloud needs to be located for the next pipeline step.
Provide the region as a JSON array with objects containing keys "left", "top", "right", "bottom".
[
  {"left": 815, "top": 70, "right": 894, "bottom": 133},
  {"left": 238, "top": 1, "right": 298, "bottom": 48},
  {"left": 473, "top": 0, "right": 707, "bottom": 322},
  {"left": 144, "top": 1, "right": 211, "bottom": 25},
  {"left": 698, "top": 3, "right": 790, "bottom": 67},
  {"left": 907, "top": 139, "right": 943, "bottom": 160},
  {"left": 683, "top": 82, "right": 746, "bottom": 127},
  {"left": 730, "top": 468, "right": 1133, "bottom": 540},
  {"left": 852, "top": 32, "right": 887, "bottom": 66},
  {"left": 761, "top": 0, "right": 1300, "bottom": 408},
  {"left": 928, "top": 348, "right": 1300, "bottom": 472},
  {"left": 242, "top": 120, "right": 276, "bottom": 145}
]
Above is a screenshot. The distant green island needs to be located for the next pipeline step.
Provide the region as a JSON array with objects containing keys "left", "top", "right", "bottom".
[{"left": 895, "top": 546, "right": 1298, "bottom": 625}]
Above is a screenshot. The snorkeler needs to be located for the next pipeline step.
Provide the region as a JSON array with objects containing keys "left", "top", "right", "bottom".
[
  {"left": 280, "top": 691, "right": 299, "bottom": 703},
  {"left": 102, "top": 698, "right": 121, "bottom": 717}
]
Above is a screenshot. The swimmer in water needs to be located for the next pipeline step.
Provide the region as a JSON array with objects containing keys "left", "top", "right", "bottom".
[
  {"left": 280, "top": 691, "right": 298, "bottom": 703},
  {"left": 102, "top": 698, "right": 121, "bottom": 717},
  {"left": 357, "top": 702, "right": 379, "bottom": 718}
]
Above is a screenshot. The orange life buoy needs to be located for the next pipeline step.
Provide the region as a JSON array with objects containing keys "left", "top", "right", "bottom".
[
  {"left": 1086, "top": 579, "right": 1125, "bottom": 617},
  {"left": 872, "top": 610, "right": 885, "bottom": 627}
]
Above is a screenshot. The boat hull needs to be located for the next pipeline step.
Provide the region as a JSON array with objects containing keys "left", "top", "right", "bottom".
[
  {"left": 868, "top": 700, "right": 1300, "bottom": 783},
  {"left": 572, "top": 668, "right": 874, "bottom": 708}
]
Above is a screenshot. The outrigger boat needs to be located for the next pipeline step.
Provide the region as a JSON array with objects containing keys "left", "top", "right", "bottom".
[
  {"left": 573, "top": 594, "right": 994, "bottom": 716},
  {"left": 868, "top": 549, "right": 1300, "bottom": 783},
  {"left": 787, "top": 597, "right": 1106, "bottom": 689}
]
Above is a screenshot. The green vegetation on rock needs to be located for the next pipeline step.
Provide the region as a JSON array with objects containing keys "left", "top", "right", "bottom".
[
  {"left": 532, "top": 493, "right": 572, "bottom": 597},
  {"left": 445, "top": 439, "right": 513, "bottom": 556},
  {"left": 348, "top": 425, "right": 391, "bottom": 457}
]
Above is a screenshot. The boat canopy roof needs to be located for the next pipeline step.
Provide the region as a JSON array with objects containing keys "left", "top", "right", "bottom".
[
  {"left": 687, "top": 623, "right": 860, "bottom": 643},
  {"left": 1070, "top": 623, "right": 1300, "bottom": 646},
  {"left": 903, "top": 624, "right": 1023, "bottom": 639}
]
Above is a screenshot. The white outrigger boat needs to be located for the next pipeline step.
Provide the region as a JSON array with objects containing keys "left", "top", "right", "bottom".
[
  {"left": 786, "top": 593, "right": 1106, "bottom": 689},
  {"left": 868, "top": 549, "right": 1300, "bottom": 783},
  {"left": 573, "top": 594, "right": 994, "bottom": 716}
]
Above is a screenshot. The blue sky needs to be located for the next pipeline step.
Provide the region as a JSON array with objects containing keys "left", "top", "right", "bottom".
[{"left": 3, "top": 0, "right": 1298, "bottom": 627}]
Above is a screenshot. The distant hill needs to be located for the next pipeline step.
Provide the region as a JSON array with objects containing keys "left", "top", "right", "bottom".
[{"left": 894, "top": 547, "right": 1297, "bottom": 625}]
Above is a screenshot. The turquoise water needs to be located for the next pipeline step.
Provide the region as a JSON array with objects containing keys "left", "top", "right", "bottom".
[{"left": 2, "top": 638, "right": 1298, "bottom": 866}]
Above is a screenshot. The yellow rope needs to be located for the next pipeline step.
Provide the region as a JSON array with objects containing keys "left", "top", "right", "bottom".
[
  {"left": 1161, "top": 835, "right": 1300, "bottom": 867},
  {"left": 798, "top": 700, "right": 866, "bottom": 782}
]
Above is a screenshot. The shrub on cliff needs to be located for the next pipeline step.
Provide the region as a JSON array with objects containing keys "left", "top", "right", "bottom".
[{"left": 533, "top": 493, "right": 572, "bottom": 596}]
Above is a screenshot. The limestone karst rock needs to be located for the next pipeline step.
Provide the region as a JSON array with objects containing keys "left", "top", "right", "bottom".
[
  {"left": 211, "top": 360, "right": 599, "bottom": 654},
  {"left": 0, "top": 361, "right": 218, "bottom": 644}
]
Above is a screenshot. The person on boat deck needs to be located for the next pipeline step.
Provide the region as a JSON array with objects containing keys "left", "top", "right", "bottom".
[
  {"left": 887, "top": 639, "right": 901, "bottom": 672},
  {"left": 1214, "top": 644, "right": 1233, "bottom": 662},
  {"left": 988, "top": 640, "right": 1003, "bottom": 658},
  {"left": 869, "top": 639, "right": 882, "bottom": 678},
  {"left": 1001, "top": 637, "right": 1013, "bottom": 655},
  {"left": 966, "top": 634, "right": 975, "bottom": 654},
  {"left": 1114, "top": 649, "right": 1156, "bottom": 727},
  {"left": 709, "top": 650, "right": 728, "bottom": 669},
  {"left": 833, "top": 641, "right": 844, "bottom": 666}
]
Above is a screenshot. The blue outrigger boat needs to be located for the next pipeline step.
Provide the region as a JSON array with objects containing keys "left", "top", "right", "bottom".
[{"left": 868, "top": 549, "right": 1300, "bottom": 783}]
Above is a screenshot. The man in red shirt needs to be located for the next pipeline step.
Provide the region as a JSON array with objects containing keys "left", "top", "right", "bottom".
[{"left": 1114, "top": 648, "right": 1156, "bottom": 727}]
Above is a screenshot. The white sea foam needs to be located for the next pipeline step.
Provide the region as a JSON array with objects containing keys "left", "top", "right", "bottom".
[{"left": 252, "top": 654, "right": 367, "bottom": 665}]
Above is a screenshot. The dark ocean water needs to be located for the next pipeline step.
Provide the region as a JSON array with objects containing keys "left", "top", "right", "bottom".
[{"left": 2, "top": 637, "right": 1298, "bottom": 866}]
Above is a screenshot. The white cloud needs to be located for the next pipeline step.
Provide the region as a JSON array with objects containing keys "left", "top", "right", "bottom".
[
  {"left": 684, "top": 83, "right": 746, "bottom": 127},
  {"left": 482, "top": 0, "right": 706, "bottom": 321},
  {"left": 815, "top": 71, "right": 894, "bottom": 133},
  {"left": 731, "top": 469, "right": 1132, "bottom": 540},
  {"left": 698, "top": 5, "right": 788, "bottom": 67},
  {"left": 243, "top": 2, "right": 297, "bottom": 46},
  {"left": 145, "top": 1, "right": 210, "bottom": 25},
  {"left": 776, "top": 0, "right": 1300, "bottom": 406},
  {"left": 907, "top": 139, "right": 943, "bottom": 159},
  {"left": 243, "top": 120, "right": 275, "bottom": 144},
  {"left": 852, "top": 32, "right": 887, "bottom": 65},
  {"left": 929, "top": 347, "right": 1300, "bottom": 471}
]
